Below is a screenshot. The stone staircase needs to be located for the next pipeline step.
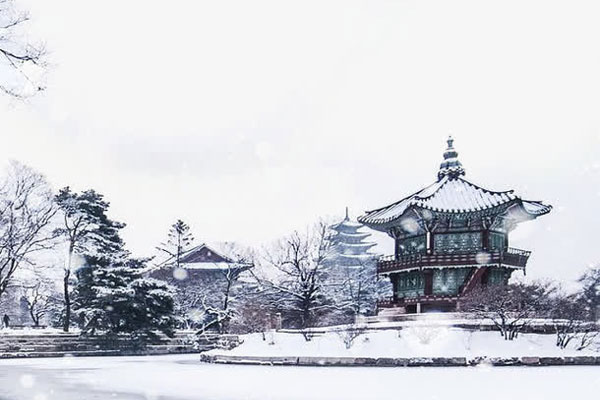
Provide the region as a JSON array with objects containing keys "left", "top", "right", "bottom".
[{"left": 0, "top": 331, "right": 241, "bottom": 359}]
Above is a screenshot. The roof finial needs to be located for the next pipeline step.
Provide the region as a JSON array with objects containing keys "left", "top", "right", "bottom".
[
  {"left": 438, "top": 135, "right": 466, "bottom": 180},
  {"left": 345, "top": 206, "right": 349, "bottom": 220}
]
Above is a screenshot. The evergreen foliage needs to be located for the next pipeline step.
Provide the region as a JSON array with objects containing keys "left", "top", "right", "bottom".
[
  {"left": 579, "top": 267, "right": 600, "bottom": 320},
  {"left": 66, "top": 190, "right": 175, "bottom": 343},
  {"left": 156, "top": 219, "right": 194, "bottom": 268},
  {"left": 55, "top": 187, "right": 127, "bottom": 331}
]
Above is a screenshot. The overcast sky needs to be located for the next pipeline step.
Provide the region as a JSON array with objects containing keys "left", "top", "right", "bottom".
[{"left": 1, "top": 0, "right": 599, "bottom": 284}]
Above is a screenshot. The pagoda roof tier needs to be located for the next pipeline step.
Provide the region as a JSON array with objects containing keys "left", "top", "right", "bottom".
[
  {"left": 334, "top": 241, "right": 377, "bottom": 250},
  {"left": 331, "top": 231, "right": 372, "bottom": 241},
  {"left": 330, "top": 207, "right": 375, "bottom": 234},
  {"left": 331, "top": 220, "right": 366, "bottom": 234},
  {"left": 334, "top": 243, "right": 377, "bottom": 256},
  {"left": 359, "top": 137, "right": 551, "bottom": 230},
  {"left": 332, "top": 253, "right": 377, "bottom": 265}
]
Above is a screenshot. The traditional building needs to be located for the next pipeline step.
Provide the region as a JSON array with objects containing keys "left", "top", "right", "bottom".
[
  {"left": 149, "top": 243, "right": 252, "bottom": 284},
  {"left": 148, "top": 243, "right": 253, "bottom": 328},
  {"left": 358, "top": 137, "right": 551, "bottom": 313}
]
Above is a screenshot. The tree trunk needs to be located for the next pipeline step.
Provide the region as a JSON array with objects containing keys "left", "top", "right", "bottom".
[{"left": 63, "top": 269, "right": 71, "bottom": 332}]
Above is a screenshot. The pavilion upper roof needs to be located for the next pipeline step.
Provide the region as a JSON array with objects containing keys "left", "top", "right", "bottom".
[{"left": 359, "top": 137, "right": 552, "bottom": 227}]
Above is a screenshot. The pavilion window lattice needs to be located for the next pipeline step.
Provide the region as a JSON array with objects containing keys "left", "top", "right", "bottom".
[{"left": 433, "top": 232, "right": 482, "bottom": 254}]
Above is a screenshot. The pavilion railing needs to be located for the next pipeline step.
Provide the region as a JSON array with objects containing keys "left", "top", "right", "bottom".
[
  {"left": 377, "top": 247, "right": 531, "bottom": 274},
  {"left": 377, "top": 295, "right": 459, "bottom": 308}
]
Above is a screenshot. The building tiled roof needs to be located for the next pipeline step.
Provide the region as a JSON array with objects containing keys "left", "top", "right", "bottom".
[{"left": 149, "top": 243, "right": 252, "bottom": 273}]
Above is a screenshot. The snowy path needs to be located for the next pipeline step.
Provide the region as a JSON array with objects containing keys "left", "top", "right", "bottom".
[{"left": 0, "top": 354, "right": 597, "bottom": 400}]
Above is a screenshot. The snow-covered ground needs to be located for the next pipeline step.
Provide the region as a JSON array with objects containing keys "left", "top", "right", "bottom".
[
  {"left": 0, "top": 354, "right": 597, "bottom": 400},
  {"left": 208, "top": 327, "right": 599, "bottom": 358},
  {"left": 0, "top": 327, "right": 78, "bottom": 336}
]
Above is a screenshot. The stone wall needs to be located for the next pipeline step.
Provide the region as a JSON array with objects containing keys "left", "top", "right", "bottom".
[
  {"left": 200, "top": 354, "right": 600, "bottom": 367},
  {"left": 0, "top": 331, "right": 241, "bottom": 359}
]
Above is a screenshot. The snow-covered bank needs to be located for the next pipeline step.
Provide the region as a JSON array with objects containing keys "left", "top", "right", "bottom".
[{"left": 208, "top": 328, "right": 599, "bottom": 358}]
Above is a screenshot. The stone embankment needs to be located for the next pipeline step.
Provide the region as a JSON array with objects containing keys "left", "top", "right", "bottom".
[
  {"left": 200, "top": 354, "right": 600, "bottom": 367},
  {"left": 0, "top": 331, "right": 240, "bottom": 359}
]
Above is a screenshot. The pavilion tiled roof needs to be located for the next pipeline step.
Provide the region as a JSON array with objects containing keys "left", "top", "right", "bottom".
[{"left": 359, "top": 137, "right": 552, "bottom": 226}]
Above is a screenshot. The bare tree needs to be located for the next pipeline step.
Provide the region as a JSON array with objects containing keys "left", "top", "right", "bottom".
[
  {"left": 0, "top": 161, "right": 57, "bottom": 301},
  {"left": 461, "top": 281, "right": 555, "bottom": 340},
  {"left": 0, "top": 0, "right": 46, "bottom": 98},
  {"left": 551, "top": 291, "right": 599, "bottom": 350},
  {"left": 22, "top": 273, "right": 57, "bottom": 326},
  {"left": 324, "top": 257, "right": 381, "bottom": 324},
  {"left": 195, "top": 243, "right": 254, "bottom": 333},
  {"left": 259, "top": 222, "right": 334, "bottom": 334}
]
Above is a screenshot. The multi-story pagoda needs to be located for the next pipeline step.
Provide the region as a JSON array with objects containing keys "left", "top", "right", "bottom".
[
  {"left": 325, "top": 208, "right": 382, "bottom": 317},
  {"left": 329, "top": 207, "right": 377, "bottom": 267},
  {"left": 358, "top": 137, "right": 552, "bottom": 313}
]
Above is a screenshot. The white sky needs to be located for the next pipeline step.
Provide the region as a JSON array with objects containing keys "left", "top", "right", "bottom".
[{"left": 1, "top": 0, "right": 599, "bottom": 284}]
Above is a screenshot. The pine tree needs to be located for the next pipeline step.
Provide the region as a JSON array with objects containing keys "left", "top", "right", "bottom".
[
  {"left": 68, "top": 191, "right": 175, "bottom": 342},
  {"left": 55, "top": 187, "right": 126, "bottom": 332},
  {"left": 82, "top": 258, "right": 175, "bottom": 343},
  {"left": 579, "top": 267, "right": 600, "bottom": 320},
  {"left": 156, "top": 219, "right": 194, "bottom": 269},
  {"left": 68, "top": 188, "right": 129, "bottom": 334}
]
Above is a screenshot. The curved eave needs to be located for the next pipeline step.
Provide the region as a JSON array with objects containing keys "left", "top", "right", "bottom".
[
  {"left": 521, "top": 200, "right": 553, "bottom": 217},
  {"left": 358, "top": 176, "right": 518, "bottom": 228},
  {"left": 499, "top": 200, "right": 552, "bottom": 225},
  {"left": 359, "top": 201, "right": 517, "bottom": 231}
]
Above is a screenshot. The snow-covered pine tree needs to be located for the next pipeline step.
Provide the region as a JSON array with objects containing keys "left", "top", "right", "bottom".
[
  {"left": 71, "top": 192, "right": 176, "bottom": 342},
  {"left": 55, "top": 187, "right": 124, "bottom": 332},
  {"left": 74, "top": 242, "right": 176, "bottom": 341},
  {"left": 579, "top": 266, "right": 600, "bottom": 320},
  {"left": 71, "top": 202, "right": 130, "bottom": 334},
  {"left": 115, "top": 258, "right": 176, "bottom": 343},
  {"left": 325, "top": 208, "right": 387, "bottom": 322}
]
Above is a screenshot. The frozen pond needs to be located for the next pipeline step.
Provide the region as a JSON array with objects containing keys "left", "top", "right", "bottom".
[{"left": 0, "top": 354, "right": 597, "bottom": 400}]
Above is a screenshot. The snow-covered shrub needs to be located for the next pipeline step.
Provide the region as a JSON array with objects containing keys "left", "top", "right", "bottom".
[
  {"left": 337, "top": 324, "right": 367, "bottom": 349},
  {"left": 411, "top": 327, "right": 443, "bottom": 345}
]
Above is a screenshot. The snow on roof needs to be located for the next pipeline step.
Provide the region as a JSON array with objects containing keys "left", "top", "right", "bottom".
[
  {"left": 148, "top": 243, "right": 253, "bottom": 274},
  {"left": 333, "top": 230, "right": 372, "bottom": 240},
  {"left": 359, "top": 176, "right": 521, "bottom": 224},
  {"left": 359, "top": 138, "right": 552, "bottom": 226},
  {"left": 177, "top": 262, "right": 251, "bottom": 271},
  {"left": 521, "top": 200, "right": 552, "bottom": 216}
]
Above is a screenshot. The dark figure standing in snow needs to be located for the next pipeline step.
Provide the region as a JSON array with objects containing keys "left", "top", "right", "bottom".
[{"left": 2, "top": 314, "right": 9, "bottom": 328}]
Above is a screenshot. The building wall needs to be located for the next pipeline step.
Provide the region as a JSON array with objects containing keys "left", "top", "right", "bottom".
[
  {"left": 432, "top": 268, "right": 470, "bottom": 295},
  {"left": 395, "top": 270, "right": 424, "bottom": 298}
]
